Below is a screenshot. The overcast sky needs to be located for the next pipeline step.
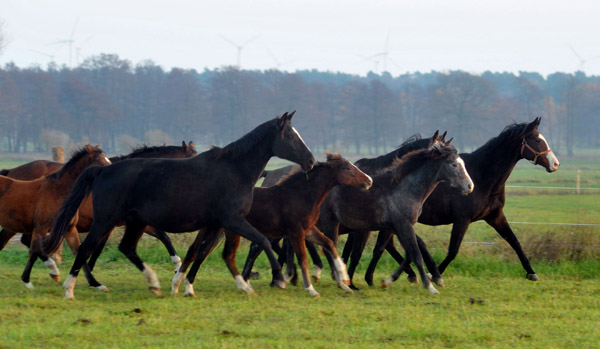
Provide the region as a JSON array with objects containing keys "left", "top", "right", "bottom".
[{"left": 2, "top": 0, "right": 600, "bottom": 76}]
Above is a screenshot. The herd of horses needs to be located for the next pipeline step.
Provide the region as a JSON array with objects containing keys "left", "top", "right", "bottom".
[{"left": 0, "top": 112, "right": 559, "bottom": 299}]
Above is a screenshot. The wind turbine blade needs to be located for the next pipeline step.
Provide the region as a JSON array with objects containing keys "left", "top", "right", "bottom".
[
  {"left": 70, "top": 17, "right": 80, "bottom": 40},
  {"left": 568, "top": 44, "right": 584, "bottom": 62},
  {"left": 266, "top": 48, "right": 281, "bottom": 66},
  {"left": 80, "top": 34, "right": 95, "bottom": 47},
  {"left": 220, "top": 34, "right": 240, "bottom": 48},
  {"left": 241, "top": 34, "right": 260, "bottom": 48}
]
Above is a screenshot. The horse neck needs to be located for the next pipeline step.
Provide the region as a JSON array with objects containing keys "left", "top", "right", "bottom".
[
  {"left": 54, "top": 158, "right": 96, "bottom": 184},
  {"left": 399, "top": 160, "right": 446, "bottom": 204},
  {"left": 231, "top": 135, "right": 275, "bottom": 185},
  {"left": 294, "top": 166, "right": 340, "bottom": 209},
  {"left": 468, "top": 137, "right": 522, "bottom": 193}
]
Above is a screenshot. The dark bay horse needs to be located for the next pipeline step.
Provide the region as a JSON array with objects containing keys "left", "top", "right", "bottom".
[
  {"left": 362, "top": 117, "right": 560, "bottom": 286},
  {"left": 0, "top": 141, "right": 197, "bottom": 272},
  {"left": 171, "top": 153, "right": 373, "bottom": 297},
  {"left": 0, "top": 145, "right": 112, "bottom": 289},
  {"left": 247, "top": 133, "right": 440, "bottom": 285},
  {"left": 318, "top": 135, "right": 474, "bottom": 293},
  {"left": 44, "top": 112, "right": 315, "bottom": 300}
]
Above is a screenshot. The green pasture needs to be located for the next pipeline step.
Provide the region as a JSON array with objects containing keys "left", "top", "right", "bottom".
[{"left": 0, "top": 155, "right": 599, "bottom": 347}]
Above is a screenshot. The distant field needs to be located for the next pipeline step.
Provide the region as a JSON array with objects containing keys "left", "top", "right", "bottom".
[{"left": 0, "top": 152, "right": 598, "bottom": 347}]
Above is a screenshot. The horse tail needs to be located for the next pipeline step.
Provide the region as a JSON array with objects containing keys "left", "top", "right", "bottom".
[
  {"left": 260, "top": 170, "right": 270, "bottom": 178},
  {"left": 0, "top": 169, "right": 9, "bottom": 176},
  {"left": 43, "top": 165, "right": 103, "bottom": 255}
]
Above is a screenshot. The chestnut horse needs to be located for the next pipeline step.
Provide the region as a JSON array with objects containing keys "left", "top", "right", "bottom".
[
  {"left": 45, "top": 112, "right": 315, "bottom": 300},
  {"left": 0, "top": 145, "right": 111, "bottom": 289},
  {"left": 0, "top": 141, "right": 197, "bottom": 272},
  {"left": 171, "top": 153, "right": 373, "bottom": 297}
]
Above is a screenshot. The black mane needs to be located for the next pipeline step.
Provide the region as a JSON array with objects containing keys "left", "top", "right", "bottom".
[
  {"left": 209, "top": 118, "right": 279, "bottom": 160},
  {"left": 383, "top": 144, "right": 457, "bottom": 184},
  {"left": 355, "top": 134, "right": 425, "bottom": 172},
  {"left": 471, "top": 121, "right": 533, "bottom": 156},
  {"left": 111, "top": 145, "right": 192, "bottom": 162},
  {"left": 46, "top": 146, "right": 99, "bottom": 180},
  {"left": 274, "top": 153, "right": 345, "bottom": 187}
]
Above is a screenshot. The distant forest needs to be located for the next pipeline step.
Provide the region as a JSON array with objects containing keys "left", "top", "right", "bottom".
[{"left": 1, "top": 53, "right": 599, "bottom": 157}]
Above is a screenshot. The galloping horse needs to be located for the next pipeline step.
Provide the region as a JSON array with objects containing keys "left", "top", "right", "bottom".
[
  {"left": 0, "top": 142, "right": 197, "bottom": 272},
  {"left": 45, "top": 112, "right": 315, "bottom": 299},
  {"left": 171, "top": 153, "right": 373, "bottom": 297},
  {"left": 361, "top": 117, "right": 559, "bottom": 285},
  {"left": 318, "top": 134, "right": 474, "bottom": 293},
  {"left": 0, "top": 145, "right": 112, "bottom": 289}
]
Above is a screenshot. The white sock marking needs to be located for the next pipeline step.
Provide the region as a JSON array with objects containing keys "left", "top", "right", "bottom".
[
  {"left": 24, "top": 282, "right": 34, "bottom": 290},
  {"left": 184, "top": 278, "right": 194, "bottom": 296},
  {"left": 142, "top": 263, "right": 160, "bottom": 289},
  {"left": 234, "top": 275, "right": 255, "bottom": 294},
  {"left": 44, "top": 258, "right": 60, "bottom": 276},
  {"left": 171, "top": 271, "right": 185, "bottom": 294},
  {"left": 305, "top": 284, "right": 320, "bottom": 297},
  {"left": 63, "top": 274, "right": 77, "bottom": 300},
  {"left": 333, "top": 257, "right": 349, "bottom": 282},
  {"left": 312, "top": 266, "right": 322, "bottom": 280}
]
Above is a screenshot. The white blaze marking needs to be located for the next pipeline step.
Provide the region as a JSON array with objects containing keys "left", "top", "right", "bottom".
[
  {"left": 104, "top": 156, "right": 111, "bottom": 164},
  {"left": 538, "top": 133, "right": 560, "bottom": 170},
  {"left": 291, "top": 127, "right": 311, "bottom": 151},
  {"left": 456, "top": 157, "right": 474, "bottom": 193}
]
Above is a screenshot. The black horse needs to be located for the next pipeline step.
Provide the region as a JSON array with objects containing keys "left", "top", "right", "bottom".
[
  {"left": 361, "top": 117, "right": 560, "bottom": 286},
  {"left": 44, "top": 112, "right": 315, "bottom": 299},
  {"left": 318, "top": 134, "right": 474, "bottom": 293}
]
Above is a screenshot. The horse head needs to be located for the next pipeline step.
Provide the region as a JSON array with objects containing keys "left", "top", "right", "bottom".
[
  {"left": 520, "top": 117, "right": 560, "bottom": 173},
  {"left": 271, "top": 111, "right": 316, "bottom": 171}
]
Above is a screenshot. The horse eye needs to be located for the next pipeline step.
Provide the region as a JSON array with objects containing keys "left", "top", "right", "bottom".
[{"left": 452, "top": 163, "right": 457, "bottom": 167}]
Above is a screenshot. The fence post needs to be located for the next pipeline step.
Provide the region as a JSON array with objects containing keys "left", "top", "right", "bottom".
[
  {"left": 52, "top": 146, "right": 65, "bottom": 163},
  {"left": 576, "top": 169, "right": 581, "bottom": 195}
]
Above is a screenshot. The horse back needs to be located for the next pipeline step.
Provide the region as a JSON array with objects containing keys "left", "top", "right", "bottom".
[{"left": 5, "top": 160, "right": 62, "bottom": 180}]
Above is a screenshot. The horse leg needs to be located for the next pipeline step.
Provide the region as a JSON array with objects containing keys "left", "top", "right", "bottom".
[
  {"left": 20, "top": 233, "right": 31, "bottom": 248},
  {"left": 171, "top": 228, "right": 208, "bottom": 295},
  {"left": 346, "top": 230, "right": 370, "bottom": 290},
  {"left": 180, "top": 228, "right": 225, "bottom": 297},
  {"left": 145, "top": 227, "right": 181, "bottom": 273},
  {"left": 282, "top": 238, "right": 298, "bottom": 285},
  {"left": 384, "top": 235, "right": 418, "bottom": 282},
  {"left": 221, "top": 216, "right": 286, "bottom": 289},
  {"left": 365, "top": 230, "right": 393, "bottom": 286},
  {"left": 305, "top": 226, "right": 352, "bottom": 293},
  {"left": 0, "top": 229, "right": 17, "bottom": 251},
  {"left": 220, "top": 231, "right": 256, "bottom": 295},
  {"left": 118, "top": 220, "right": 161, "bottom": 296},
  {"left": 62, "top": 226, "right": 106, "bottom": 290},
  {"left": 290, "top": 233, "right": 320, "bottom": 297},
  {"left": 63, "top": 221, "right": 117, "bottom": 300},
  {"left": 241, "top": 241, "right": 264, "bottom": 281},
  {"left": 87, "top": 233, "right": 111, "bottom": 272},
  {"left": 305, "top": 240, "right": 323, "bottom": 283},
  {"left": 486, "top": 210, "right": 538, "bottom": 281},
  {"left": 341, "top": 233, "right": 354, "bottom": 263},
  {"left": 21, "top": 229, "right": 60, "bottom": 289},
  {"left": 416, "top": 234, "right": 443, "bottom": 286},
  {"left": 437, "top": 221, "right": 470, "bottom": 275},
  {"left": 387, "top": 222, "right": 438, "bottom": 294}
]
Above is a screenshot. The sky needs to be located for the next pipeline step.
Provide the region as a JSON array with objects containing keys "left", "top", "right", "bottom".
[{"left": 2, "top": 0, "right": 600, "bottom": 77}]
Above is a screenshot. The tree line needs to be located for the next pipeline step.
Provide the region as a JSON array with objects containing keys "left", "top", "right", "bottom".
[{"left": 0, "top": 53, "right": 599, "bottom": 157}]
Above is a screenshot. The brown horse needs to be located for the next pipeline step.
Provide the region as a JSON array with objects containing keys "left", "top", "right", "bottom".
[
  {"left": 172, "top": 153, "right": 373, "bottom": 297},
  {"left": 0, "top": 141, "right": 197, "bottom": 271},
  {"left": 0, "top": 160, "right": 63, "bottom": 180},
  {"left": 0, "top": 145, "right": 111, "bottom": 289}
]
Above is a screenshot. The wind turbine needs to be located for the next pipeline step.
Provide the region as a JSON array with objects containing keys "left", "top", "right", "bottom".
[
  {"left": 50, "top": 17, "right": 81, "bottom": 68},
  {"left": 568, "top": 44, "right": 600, "bottom": 72},
  {"left": 220, "top": 34, "right": 260, "bottom": 68},
  {"left": 75, "top": 34, "right": 95, "bottom": 66},
  {"left": 266, "top": 48, "right": 294, "bottom": 71},
  {"left": 29, "top": 49, "right": 56, "bottom": 63}
]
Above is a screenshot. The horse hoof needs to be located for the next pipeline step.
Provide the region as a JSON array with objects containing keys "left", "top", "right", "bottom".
[
  {"left": 149, "top": 287, "right": 162, "bottom": 296},
  {"left": 311, "top": 275, "right": 321, "bottom": 284},
  {"left": 427, "top": 284, "right": 439, "bottom": 294},
  {"left": 96, "top": 285, "right": 110, "bottom": 292},
  {"left": 381, "top": 279, "right": 392, "bottom": 289},
  {"left": 183, "top": 292, "right": 195, "bottom": 297},
  {"left": 426, "top": 273, "right": 432, "bottom": 281},
  {"left": 63, "top": 295, "right": 75, "bottom": 300},
  {"left": 274, "top": 280, "right": 287, "bottom": 289},
  {"left": 248, "top": 271, "right": 260, "bottom": 280},
  {"left": 407, "top": 276, "right": 418, "bottom": 283},
  {"left": 527, "top": 274, "right": 540, "bottom": 281},
  {"left": 24, "top": 282, "right": 34, "bottom": 290},
  {"left": 312, "top": 293, "right": 321, "bottom": 298},
  {"left": 50, "top": 274, "right": 61, "bottom": 282},
  {"left": 290, "top": 272, "right": 298, "bottom": 286},
  {"left": 349, "top": 284, "right": 360, "bottom": 291},
  {"left": 433, "top": 277, "right": 445, "bottom": 287}
]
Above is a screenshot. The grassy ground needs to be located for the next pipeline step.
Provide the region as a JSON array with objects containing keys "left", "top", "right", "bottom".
[{"left": 0, "top": 153, "right": 598, "bottom": 347}]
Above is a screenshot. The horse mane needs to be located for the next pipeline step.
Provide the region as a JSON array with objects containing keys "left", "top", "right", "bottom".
[
  {"left": 111, "top": 144, "right": 194, "bottom": 161},
  {"left": 209, "top": 118, "right": 279, "bottom": 160},
  {"left": 0, "top": 169, "right": 9, "bottom": 176},
  {"left": 46, "top": 146, "right": 100, "bottom": 180},
  {"left": 384, "top": 144, "right": 457, "bottom": 184},
  {"left": 471, "top": 121, "right": 533, "bottom": 156},
  {"left": 274, "top": 153, "right": 345, "bottom": 186},
  {"left": 355, "top": 134, "right": 423, "bottom": 171}
]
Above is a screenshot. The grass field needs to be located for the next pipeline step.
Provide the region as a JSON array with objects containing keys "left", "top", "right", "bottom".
[{"left": 0, "top": 153, "right": 599, "bottom": 347}]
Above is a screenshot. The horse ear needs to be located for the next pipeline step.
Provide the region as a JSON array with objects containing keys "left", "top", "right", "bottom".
[
  {"left": 278, "top": 112, "right": 290, "bottom": 128},
  {"left": 440, "top": 131, "right": 448, "bottom": 142},
  {"left": 85, "top": 144, "right": 93, "bottom": 153},
  {"left": 432, "top": 130, "right": 440, "bottom": 141},
  {"left": 533, "top": 116, "right": 541, "bottom": 127},
  {"left": 182, "top": 141, "right": 188, "bottom": 151},
  {"left": 189, "top": 141, "right": 195, "bottom": 150},
  {"left": 445, "top": 137, "right": 453, "bottom": 146},
  {"left": 288, "top": 110, "right": 296, "bottom": 121}
]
